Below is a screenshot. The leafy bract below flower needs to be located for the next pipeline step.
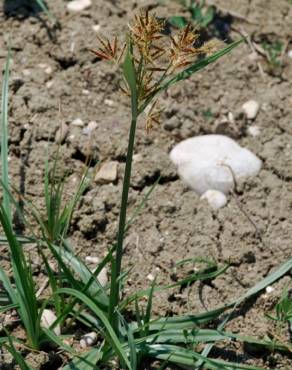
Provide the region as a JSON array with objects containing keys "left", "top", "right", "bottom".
[{"left": 90, "top": 9, "right": 222, "bottom": 132}]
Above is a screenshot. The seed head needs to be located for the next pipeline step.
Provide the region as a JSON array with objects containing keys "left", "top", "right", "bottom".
[{"left": 128, "top": 9, "right": 165, "bottom": 64}]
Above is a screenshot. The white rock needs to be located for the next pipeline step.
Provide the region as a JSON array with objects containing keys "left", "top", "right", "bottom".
[
  {"left": 92, "top": 24, "right": 101, "bottom": 33},
  {"left": 104, "top": 99, "right": 114, "bottom": 107},
  {"left": 41, "top": 309, "right": 61, "bottom": 335},
  {"left": 95, "top": 161, "right": 118, "bottom": 183},
  {"left": 85, "top": 256, "right": 100, "bottom": 264},
  {"left": 288, "top": 50, "right": 292, "bottom": 59},
  {"left": 96, "top": 267, "right": 108, "bottom": 287},
  {"left": 46, "top": 80, "right": 54, "bottom": 89},
  {"left": 67, "top": 0, "right": 91, "bottom": 12},
  {"left": 86, "top": 256, "right": 108, "bottom": 287},
  {"left": 169, "top": 135, "right": 262, "bottom": 195},
  {"left": 83, "top": 121, "right": 97, "bottom": 135},
  {"left": 247, "top": 125, "right": 261, "bottom": 137},
  {"left": 265, "top": 286, "right": 274, "bottom": 294},
  {"left": 200, "top": 190, "right": 227, "bottom": 210},
  {"left": 147, "top": 273, "right": 155, "bottom": 282},
  {"left": 72, "top": 118, "right": 84, "bottom": 127},
  {"left": 80, "top": 332, "right": 97, "bottom": 348},
  {"left": 242, "top": 100, "right": 260, "bottom": 120}
]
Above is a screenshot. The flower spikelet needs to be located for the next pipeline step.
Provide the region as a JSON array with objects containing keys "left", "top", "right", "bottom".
[
  {"left": 129, "top": 9, "right": 165, "bottom": 65},
  {"left": 169, "top": 24, "right": 201, "bottom": 71}
]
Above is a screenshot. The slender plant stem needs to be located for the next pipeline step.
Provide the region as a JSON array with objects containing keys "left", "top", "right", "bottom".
[{"left": 109, "top": 106, "right": 138, "bottom": 333}]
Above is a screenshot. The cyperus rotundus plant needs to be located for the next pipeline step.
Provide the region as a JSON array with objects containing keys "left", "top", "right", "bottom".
[{"left": 90, "top": 9, "right": 242, "bottom": 335}]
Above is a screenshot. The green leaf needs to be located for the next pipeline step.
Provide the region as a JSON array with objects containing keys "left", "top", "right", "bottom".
[
  {"left": 3, "top": 335, "right": 34, "bottom": 370},
  {"left": 139, "top": 39, "right": 243, "bottom": 113},
  {"left": 1, "top": 50, "right": 11, "bottom": 222},
  {"left": 35, "top": 0, "right": 56, "bottom": 23},
  {"left": 61, "top": 348, "right": 101, "bottom": 370},
  {"left": 168, "top": 16, "right": 188, "bottom": 28},
  {"left": 142, "top": 343, "right": 265, "bottom": 370},
  {"left": 123, "top": 40, "right": 138, "bottom": 117},
  {"left": 57, "top": 288, "right": 131, "bottom": 370}
]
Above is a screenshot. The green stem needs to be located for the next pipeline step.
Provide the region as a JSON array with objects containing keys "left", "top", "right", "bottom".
[{"left": 109, "top": 104, "right": 138, "bottom": 333}]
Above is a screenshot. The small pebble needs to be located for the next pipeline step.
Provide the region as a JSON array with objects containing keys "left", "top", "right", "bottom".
[
  {"left": 83, "top": 121, "right": 98, "bottom": 135},
  {"left": 104, "top": 99, "right": 114, "bottom": 107},
  {"left": 200, "top": 189, "right": 227, "bottom": 210},
  {"left": 80, "top": 332, "right": 97, "bottom": 348},
  {"left": 85, "top": 256, "right": 100, "bottom": 264},
  {"left": 247, "top": 125, "right": 261, "bottom": 137},
  {"left": 95, "top": 161, "right": 118, "bottom": 184},
  {"left": 55, "top": 123, "right": 69, "bottom": 144},
  {"left": 96, "top": 267, "right": 108, "bottom": 287},
  {"left": 82, "top": 89, "right": 90, "bottom": 95},
  {"left": 72, "top": 118, "right": 84, "bottom": 127},
  {"left": 41, "top": 309, "right": 61, "bottom": 335},
  {"left": 147, "top": 273, "right": 155, "bottom": 282},
  {"left": 288, "top": 50, "right": 292, "bottom": 59},
  {"left": 86, "top": 256, "right": 108, "bottom": 287},
  {"left": 266, "top": 286, "right": 274, "bottom": 294},
  {"left": 45, "top": 66, "right": 53, "bottom": 75},
  {"left": 46, "top": 80, "right": 54, "bottom": 89},
  {"left": 67, "top": 0, "right": 91, "bottom": 12},
  {"left": 92, "top": 24, "right": 101, "bottom": 32},
  {"left": 242, "top": 100, "right": 260, "bottom": 120}
]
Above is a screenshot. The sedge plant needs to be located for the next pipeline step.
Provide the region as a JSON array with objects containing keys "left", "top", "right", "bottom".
[{"left": 89, "top": 9, "right": 242, "bottom": 336}]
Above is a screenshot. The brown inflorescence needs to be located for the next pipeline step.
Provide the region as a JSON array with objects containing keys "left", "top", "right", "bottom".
[{"left": 91, "top": 10, "right": 221, "bottom": 132}]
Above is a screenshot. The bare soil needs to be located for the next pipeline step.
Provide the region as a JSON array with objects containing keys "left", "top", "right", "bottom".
[{"left": 0, "top": 0, "right": 292, "bottom": 369}]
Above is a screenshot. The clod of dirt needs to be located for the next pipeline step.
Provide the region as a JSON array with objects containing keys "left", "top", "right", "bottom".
[
  {"left": 200, "top": 189, "right": 227, "bottom": 209},
  {"left": 95, "top": 161, "right": 118, "bottom": 184},
  {"left": 41, "top": 309, "right": 61, "bottom": 335},
  {"left": 80, "top": 331, "right": 98, "bottom": 348},
  {"left": 67, "top": 0, "right": 92, "bottom": 12},
  {"left": 170, "top": 135, "right": 262, "bottom": 195},
  {"left": 242, "top": 100, "right": 260, "bottom": 120}
]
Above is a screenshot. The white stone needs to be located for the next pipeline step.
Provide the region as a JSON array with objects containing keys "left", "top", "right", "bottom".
[
  {"left": 46, "top": 80, "right": 54, "bottom": 89},
  {"left": 95, "top": 161, "right": 118, "bottom": 183},
  {"left": 67, "top": 0, "right": 91, "bottom": 12},
  {"left": 242, "top": 100, "right": 260, "bottom": 120},
  {"left": 147, "top": 273, "right": 155, "bottom": 282},
  {"left": 86, "top": 256, "right": 108, "bottom": 287},
  {"left": 265, "top": 286, "right": 274, "bottom": 294},
  {"left": 247, "top": 125, "right": 261, "bottom": 137},
  {"left": 83, "top": 121, "right": 98, "bottom": 135},
  {"left": 72, "top": 118, "right": 84, "bottom": 127},
  {"left": 96, "top": 267, "right": 108, "bottom": 287},
  {"left": 104, "top": 99, "right": 114, "bottom": 107},
  {"left": 80, "top": 332, "right": 97, "bottom": 348},
  {"left": 85, "top": 256, "right": 100, "bottom": 264},
  {"left": 169, "top": 135, "right": 262, "bottom": 195},
  {"left": 92, "top": 24, "right": 101, "bottom": 33},
  {"left": 45, "top": 66, "right": 53, "bottom": 75},
  {"left": 288, "top": 50, "right": 292, "bottom": 59},
  {"left": 41, "top": 309, "right": 61, "bottom": 335},
  {"left": 200, "top": 190, "right": 227, "bottom": 210}
]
